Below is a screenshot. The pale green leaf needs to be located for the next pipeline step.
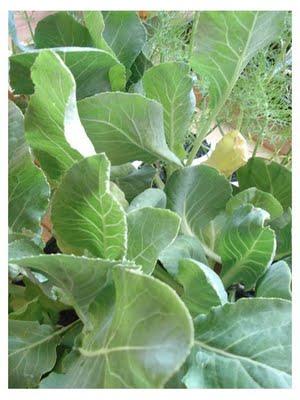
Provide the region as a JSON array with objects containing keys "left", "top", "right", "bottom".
[
  {"left": 83, "top": 11, "right": 113, "bottom": 54},
  {"left": 109, "top": 181, "right": 129, "bottom": 210},
  {"left": 271, "top": 208, "right": 291, "bottom": 260},
  {"left": 226, "top": 187, "right": 283, "bottom": 219},
  {"left": 237, "top": 157, "right": 291, "bottom": 210},
  {"left": 159, "top": 235, "right": 207, "bottom": 277},
  {"left": 40, "top": 268, "right": 193, "bottom": 388},
  {"left": 34, "top": 12, "right": 93, "bottom": 48},
  {"left": 127, "top": 207, "right": 181, "bottom": 274},
  {"left": 128, "top": 188, "right": 166, "bottom": 212},
  {"left": 11, "top": 254, "right": 136, "bottom": 326},
  {"left": 24, "top": 50, "right": 95, "bottom": 185},
  {"left": 190, "top": 12, "right": 285, "bottom": 137},
  {"left": 9, "top": 238, "right": 42, "bottom": 260},
  {"left": 165, "top": 165, "right": 232, "bottom": 238},
  {"left": 183, "top": 298, "right": 291, "bottom": 388},
  {"left": 9, "top": 48, "right": 126, "bottom": 99},
  {"left": 52, "top": 154, "right": 127, "bottom": 260},
  {"left": 77, "top": 92, "right": 181, "bottom": 166},
  {"left": 103, "top": 11, "right": 146, "bottom": 68},
  {"left": 256, "top": 261, "right": 291, "bottom": 300},
  {"left": 177, "top": 259, "right": 227, "bottom": 317},
  {"left": 217, "top": 205, "right": 276, "bottom": 289},
  {"left": 9, "top": 100, "right": 50, "bottom": 234},
  {"left": 143, "top": 62, "right": 195, "bottom": 158},
  {"left": 9, "top": 320, "right": 61, "bottom": 388}
]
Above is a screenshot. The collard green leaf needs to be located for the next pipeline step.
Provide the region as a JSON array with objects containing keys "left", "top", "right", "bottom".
[
  {"left": 190, "top": 12, "right": 285, "bottom": 137},
  {"left": 8, "top": 238, "right": 42, "bottom": 260},
  {"left": 217, "top": 205, "right": 276, "bottom": 289},
  {"left": 271, "top": 208, "right": 292, "bottom": 260},
  {"left": 103, "top": 11, "right": 146, "bottom": 68},
  {"left": 40, "top": 268, "right": 193, "bottom": 388},
  {"left": 9, "top": 320, "right": 61, "bottom": 388},
  {"left": 143, "top": 62, "right": 195, "bottom": 158},
  {"left": 9, "top": 48, "right": 126, "bottom": 99},
  {"left": 9, "top": 100, "right": 50, "bottom": 234},
  {"left": 183, "top": 298, "right": 291, "bottom": 388},
  {"left": 159, "top": 235, "right": 207, "bottom": 277},
  {"left": 256, "top": 261, "right": 291, "bottom": 300},
  {"left": 77, "top": 92, "right": 181, "bottom": 166},
  {"left": 226, "top": 187, "right": 283, "bottom": 220},
  {"left": 52, "top": 154, "right": 127, "bottom": 260},
  {"left": 12, "top": 254, "right": 135, "bottom": 326},
  {"left": 165, "top": 165, "right": 232, "bottom": 238},
  {"left": 34, "top": 12, "right": 93, "bottom": 48},
  {"left": 9, "top": 297, "right": 44, "bottom": 323},
  {"left": 127, "top": 207, "right": 181, "bottom": 274},
  {"left": 127, "top": 188, "right": 166, "bottom": 212},
  {"left": 177, "top": 259, "right": 227, "bottom": 317},
  {"left": 237, "top": 157, "right": 291, "bottom": 210},
  {"left": 109, "top": 181, "right": 129, "bottom": 210},
  {"left": 24, "top": 50, "right": 96, "bottom": 185},
  {"left": 83, "top": 11, "right": 113, "bottom": 53},
  {"left": 111, "top": 164, "right": 156, "bottom": 202}
]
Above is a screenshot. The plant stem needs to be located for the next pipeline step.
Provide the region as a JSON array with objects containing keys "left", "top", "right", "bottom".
[
  {"left": 188, "top": 11, "right": 200, "bottom": 60},
  {"left": 186, "top": 117, "right": 211, "bottom": 165},
  {"left": 153, "top": 173, "right": 165, "bottom": 189},
  {"left": 23, "top": 11, "right": 35, "bottom": 43}
]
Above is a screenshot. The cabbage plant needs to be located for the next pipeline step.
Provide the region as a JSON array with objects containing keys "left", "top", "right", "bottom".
[{"left": 8, "top": 11, "right": 291, "bottom": 389}]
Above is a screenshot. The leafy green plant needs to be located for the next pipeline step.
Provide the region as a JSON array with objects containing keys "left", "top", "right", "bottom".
[{"left": 8, "top": 11, "right": 291, "bottom": 389}]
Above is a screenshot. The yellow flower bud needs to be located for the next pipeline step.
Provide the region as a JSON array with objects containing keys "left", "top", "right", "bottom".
[{"left": 204, "top": 130, "right": 249, "bottom": 177}]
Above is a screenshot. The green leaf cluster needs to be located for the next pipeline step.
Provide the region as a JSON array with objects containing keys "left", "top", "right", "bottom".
[{"left": 8, "top": 11, "right": 291, "bottom": 388}]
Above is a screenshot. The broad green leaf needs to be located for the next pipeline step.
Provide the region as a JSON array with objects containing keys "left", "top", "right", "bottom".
[
  {"left": 127, "top": 51, "right": 152, "bottom": 88},
  {"left": 204, "top": 130, "right": 249, "bottom": 177},
  {"left": 40, "top": 268, "right": 193, "bottom": 388},
  {"left": 9, "top": 100, "right": 50, "bottom": 234},
  {"left": 111, "top": 164, "right": 156, "bottom": 202},
  {"left": 103, "top": 11, "right": 146, "bottom": 68},
  {"left": 183, "top": 298, "right": 291, "bottom": 388},
  {"left": 34, "top": 12, "right": 93, "bottom": 48},
  {"left": 9, "top": 297, "right": 44, "bottom": 323},
  {"left": 271, "top": 208, "right": 291, "bottom": 260},
  {"left": 165, "top": 165, "right": 232, "bottom": 238},
  {"left": 217, "top": 205, "right": 276, "bottom": 289},
  {"left": 52, "top": 154, "right": 127, "bottom": 260},
  {"left": 9, "top": 48, "right": 126, "bottom": 99},
  {"left": 127, "top": 188, "right": 166, "bottom": 212},
  {"left": 24, "top": 50, "right": 95, "bottom": 185},
  {"left": 256, "top": 261, "right": 292, "bottom": 300},
  {"left": 9, "top": 320, "right": 61, "bottom": 388},
  {"left": 77, "top": 92, "right": 181, "bottom": 166},
  {"left": 190, "top": 12, "right": 285, "bottom": 139},
  {"left": 226, "top": 187, "right": 283, "bottom": 219},
  {"left": 177, "top": 259, "right": 227, "bottom": 317},
  {"left": 83, "top": 11, "right": 113, "bottom": 53},
  {"left": 8, "top": 238, "right": 42, "bottom": 260},
  {"left": 109, "top": 181, "right": 129, "bottom": 210},
  {"left": 198, "top": 212, "right": 227, "bottom": 266},
  {"left": 237, "top": 157, "right": 291, "bottom": 210},
  {"left": 143, "top": 62, "right": 195, "bottom": 158},
  {"left": 159, "top": 235, "right": 207, "bottom": 277},
  {"left": 12, "top": 254, "right": 136, "bottom": 326},
  {"left": 127, "top": 207, "right": 181, "bottom": 274}
]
